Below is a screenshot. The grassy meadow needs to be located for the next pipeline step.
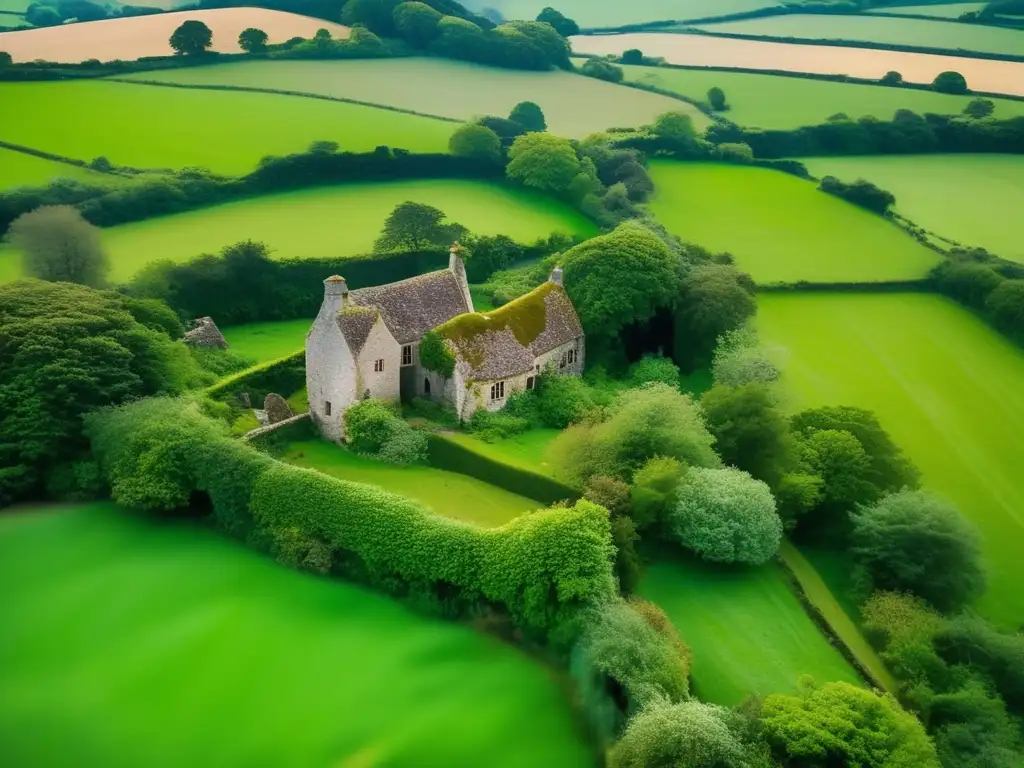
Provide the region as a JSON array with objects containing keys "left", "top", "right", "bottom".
[
  {"left": 0, "top": 503, "right": 592, "bottom": 766},
  {"left": 282, "top": 440, "right": 541, "bottom": 527},
  {"left": 495, "top": 0, "right": 774, "bottom": 27},
  {"left": 441, "top": 430, "right": 564, "bottom": 479},
  {"left": 120, "top": 58, "right": 707, "bottom": 138},
  {"left": 803, "top": 154, "right": 1024, "bottom": 263},
  {"left": 573, "top": 34, "right": 1024, "bottom": 96},
  {"left": 758, "top": 292, "right": 1024, "bottom": 628},
  {"left": 648, "top": 161, "right": 941, "bottom": 284},
  {"left": 616, "top": 63, "right": 1024, "bottom": 128},
  {"left": 0, "top": 179, "right": 596, "bottom": 284},
  {"left": 693, "top": 14, "right": 1024, "bottom": 57},
  {"left": 639, "top": 558, "right": 861, "bottom": 705},
  {"left": 0, "top": 147, "right": 125, "bottom": 192},
  {"left": 222, "top": 318, "right": 312, "bottom": 363},
  {"left": 0, "top": 81, "right": 453, "bottom": 175}
]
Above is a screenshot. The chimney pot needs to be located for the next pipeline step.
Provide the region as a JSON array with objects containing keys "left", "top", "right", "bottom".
[{"left": 549, "top": 266, "right": 564, "bottom": 286}]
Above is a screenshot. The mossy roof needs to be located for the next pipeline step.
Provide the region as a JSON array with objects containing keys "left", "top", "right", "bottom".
[
  {"left": 350, "top": 268, "right": 470, "bottom": 345},
  {"left": 436, "top": 282, "right": 583, "bottom": 380},
  {"left": 335, "top": 305, "right": 378, "bottom": 356}
]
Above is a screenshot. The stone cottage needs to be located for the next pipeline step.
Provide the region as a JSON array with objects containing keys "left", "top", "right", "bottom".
[{"left": 306, "top": 244, "right": 585, "bottom": 440}]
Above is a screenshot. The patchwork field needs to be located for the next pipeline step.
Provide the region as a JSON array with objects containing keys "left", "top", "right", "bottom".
[
  {"left": 0, "top": 81, "right": 453, "bottom": 175},
  {"left": 282, "top": 440, "right": 541, "bottom": 527},
  {"left": 222, "top": 318, "right": 312, "bottom": 363},
  {"left": 0, "top": 504, "right": 591, "bottom": 766},
  {"left": 648, "top": 161, "right": 941, "bottom": 284},
  {"left": 803, "top": 154, "right": 1024, "bottom": 263},
  {"left": 571, "top": 33, "right": 1024, "bottom": 95},
  {"left": 120, "top": 58, "right": 706, "bottom": 138},
  {"left": 868, "top": 2, "right": 987, "bottom": 18},
  {"left": 0, "top": 178, "right": 593, "bottom": 284},
  {"left": 476, "top": 0, "right": 774, "bottom": 27},
  {"left": 639, "top": 558, "right": 861, "bottom": 706},
  {"left": 758, "top": 292, "right": 1024, "bottom": 628},
  {"left": 615, "top": 62, "right": 1024, "bottom": 128},
  {"left": 0, "top": 147, "right": 125, "bottom": 192},
  {"left": 693, "top": 14, "right": 1024, "bottom": 57},
  {"left": 0, "top": 9, "right": 350, "bottom": 63}
]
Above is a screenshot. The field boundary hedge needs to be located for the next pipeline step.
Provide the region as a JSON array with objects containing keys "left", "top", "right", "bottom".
[
  {"left": 427, "top": 433, "right": 580, "bottom": 506},
  {"left": 757, "top": 279, "right": 932, "bottom": 292},
  {"left": 105, "top": 78, "right": 461, "bottom": 125},
  {"left": 206, "top": 351, "right": 305, "bottom": 404}
]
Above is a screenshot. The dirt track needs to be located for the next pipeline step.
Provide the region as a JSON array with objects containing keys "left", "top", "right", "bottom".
[
  {"left": 573, "top": 33, "right": 1024, "bottom": 97},
  {"left": 0, "top": 8, "right": 350, "bottom": 63}
]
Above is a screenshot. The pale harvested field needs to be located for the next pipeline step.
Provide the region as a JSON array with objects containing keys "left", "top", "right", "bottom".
[
  {"left": 572, "top": 33, "right": 1024, "bottom": 96},
  {"left": 0, "top": 8, "right": 350, "bottom": 63}
]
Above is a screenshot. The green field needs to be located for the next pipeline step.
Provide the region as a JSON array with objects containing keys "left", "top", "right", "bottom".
[
  {"left": 648, "top": 161, "right": 941, "bottom": 284},
  {"left": 120, "top": 58, "right": 707, "bottom": 138},
  {"left": 0, "top": 504, "right": 592, "bottom": 766},
  {"left": 615, "top": 62, "right": 1024, "bottom": 128},
  {"left": 222, "top": 319, "right": 312, "bottom": 363},
  {"left": 483, "top": 0, "right": 774, "bottom": 27},
  {"left": 803, "top": 154, "right": 1024, "bottom": 263},
  {"left": 282, "top": 440, "right": 542, "bottom": 527},
  {"left": 0, "top": 80, "right": 453, "bottom": 175},
  {"left": 441, "top": 430, "right": 564, "bottom": 479},
  {"left": 758, "top": 292, "right": 1024, "bottom": 628},
  {"left": 694, "top": 14, "right": 1024, "bottom": 56},
  {"left": 0, "top": 0, "right": 28, "bottom": 12},
  {"left": 0, "top": 147, "right": 124, "bottom": 192},
  {"left": 869, "top": 3, "right": 987, "bottom": 19},
  {"left": 639, "top": 558, "right": 861, "bottom": 705},
  {"left": 0, "top": 179, "right": 596, "bottom": 284}
]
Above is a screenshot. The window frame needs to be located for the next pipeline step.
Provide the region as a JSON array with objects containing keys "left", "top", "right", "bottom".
[
  {"left": 324, "top": 401, "right": 332, "bottom": 416},
  {"left": 401, "top": 345, "right": 413, "bottom": 366},
  {"left": 490, "top": 381, "right": 505, "bottom": 401},
  {"left": 374, "top": 358, "right": 385, "bottom": 373}
]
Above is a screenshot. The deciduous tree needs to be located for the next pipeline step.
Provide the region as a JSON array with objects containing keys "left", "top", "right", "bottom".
[
  {"left": 9, "top": 205, "right": 109, "bottom": 286},
  {"left": 707, "top": 86, "right": 727, "bottom": 111},
  {"left": 392, "top": 1, "right": 442, "bottom": 47},
  {"left": 373, "top": 201, "right": 464, "bottom": 252},
  {"left": 448, "top": 122, "right": 502, "bottom": 163},
  {"left": 932, "top": 70, "right": 968, "bottom": 94},
  {"left": 506, "top": 132, "right": 580, "bottom": 193},
  {"left": 701, "top": 382, "right": 794, "bottom": 485},
  {"left": 536, "top": 6, "right": 578, "bottom": 36},
  {"left": 0, "top": 51, "right": 12, "bottom": 67},
  {"left": 963, "top": 97, "right": 995, "bottom": 119},
  {"left": 238, "top": 27, "right": 268, "bottom": 53},
  {"left": 169, "top": 19, "right": 213, "bottom": 56},
  {"left": 509, "top": 100, "right": 547, "bottom": 131}
]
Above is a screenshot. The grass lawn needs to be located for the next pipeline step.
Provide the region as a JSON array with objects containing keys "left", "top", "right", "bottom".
[
  {"left": 0, "top": 503, "right": 592, "bottom": 767},
  {"left": 442, "top": 429, "right": 563, "bottom": 478},
  {"left": 282, "top": 440, "right": 542, "bottom": 527},
  {"left": 693, "top": 14, "right": 1024, "bottom": 57},
  {"left": 497, "top": 0, "right": 773, "bottom": 27},
  {"left": 0, "top": 147, "right": 125, "bottom": 192},
  {"left": 222, "top": 318, "right": 312, "bottom": 363},
  {"left": 648, "top": 161, "right": 941, "bottom": 284},
  {"left": 758, "top": 292, "right": 1024, "bottom": 628},
  {"left": 0, "top": 80, "right": 453, "bottom": 175},
  {"left": 803, "top": 154, "right": 1024, "bottom": 263},
  {"left": 0, "top": 179, "right": 596, "bottom": 284},
  {"left": 120, "top": 58, "right": 708, "bottom": 138},
  {"left": 870, "top": 3, "right": 987, "bottom": 19},
  {"left": 615, "top": 63, "right": 1024, "bottom": 128},
  {"left": 639, "top": 558, "right": 861, "bottom": 706}
]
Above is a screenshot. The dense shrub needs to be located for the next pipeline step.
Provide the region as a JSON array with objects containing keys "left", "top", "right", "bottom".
[
  {"left": 675, "top": 263, "right": 756, "bottom": 366},
  {"left": 534, "top": 373, "right": 596, "bottom": 428},
  {"left": 627, "top": 355, "right": 680, "bottom": 388},
  {"left": 9, "top": 205, "right": 109, "bottom": 286},
  {"left": 819, "top": 175, "right": 896, "bottom": 214},
  {"left": 466, "top": 408, "right": 531, "bottom": 442},
  {"left": 570, "top": 599, "right": 690, "bottom": 737},
  {"left": 345, "top": 399, "right": 427, "bottom": 465},
  {"left": 581, "top": 58, "right": 624, "bottom": 83},
  {"left": 448, "top": 122, "right": 503, "bottom": 163},
  {"left": 630, "top": 456, "right": 686, "bottom": 530},
  {"left": 701, "top": 383, "right": 793, "bottom": 486},
  {"left": 935, "top": 615, "right": 1024, "bottom": 716},
  {"left": 668, "top": 467, "right": 782, "bottom": 565},
  {"left": 851, "top": 491, "right": 986, "bottom": 613},
  {"left": 711, "top": 325, "right": 780, "bottom": 387}
]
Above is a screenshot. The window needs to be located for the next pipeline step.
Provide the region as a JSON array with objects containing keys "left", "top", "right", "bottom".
[
  {"left": 490, "top": 381, "right": 505, "bottom": 401},
  {"left": 324, "top": 401, "right": 332, "bottom": 416},
  {"left": 402, "top": 345, "right": 413, "bottom": 366},
  {"left": 561, "top": 348, "right": 577, "bottom": 368},
  {"left": 527, "top": 376, "right": 536, "bottom": 391},
  {"left": 374, "top": 359, "right": 384, "bottom": 373}
]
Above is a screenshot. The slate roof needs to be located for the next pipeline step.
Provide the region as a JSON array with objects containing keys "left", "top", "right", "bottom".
[
  {"left": 350, "top": 269, "right": 470, "bottom": 345},
  {"left": 439, "top": 282, "right": 584, "bottom": 381},
  {"left": 336, "top": 306, "right": 378, "bottom": 356}
]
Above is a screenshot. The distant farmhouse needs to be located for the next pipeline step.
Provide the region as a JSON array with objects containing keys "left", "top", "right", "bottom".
[{"left": 306, "top": 244, "right": 585, "bottom": 440}]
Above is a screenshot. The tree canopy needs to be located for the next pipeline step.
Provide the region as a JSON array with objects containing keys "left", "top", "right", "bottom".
[
  {"left": 169, "top": 20, "right": 213, "bottom": 56},
  {"left": 536, "top": 6, "right": 578, "bottom": 36},
  {"left": 393, "top": 1, "right": 442, "bottom": 48},
  {"left": 932, "top": 70, "right": 968, "bottom": 94},
  {"left": 9, "top": 205, "right": 109, "bottom": 287},
  {"left": 701, "top": 382, "right": 793, "bottom": 486},
  {"left": 373, "top": 201, "right": 464, "bottom": 252},
  {"left": 506, "top": 132, "right": 581, "bottom": 194},
  {"left": 509, "top": 100, "right": 547, "bottom": 132},
  {"left": 448, "top": 122, "right": 502, "bottom": 163},
  {"left": 238, "top": 27, "right": 269, "bottom": 53}
]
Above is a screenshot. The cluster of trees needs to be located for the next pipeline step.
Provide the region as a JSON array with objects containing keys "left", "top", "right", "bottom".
[
  {"left": 932, "top": 258, "right": 1024, "bottom": 345},
  {"left": 819, "top": 175, "right": 896, "bottom": 214},
  {"left": 710, "top": 111, "right": 1024, "bottom": 158},
  {"left": 166, "top": 18, "right": 389, "bottom": 58},
  {"left": 23, "top": 0, "right": 159, "bottom": 27}
]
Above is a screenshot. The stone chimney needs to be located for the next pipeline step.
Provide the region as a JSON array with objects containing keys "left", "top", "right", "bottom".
[
  {"left": 549, "top": 266, "right": 564, "bottom": 286},
  {"left": 321, "top": 275, "right": 349, "bottom": 316},
  {"left": 448, "top": 241, "right": 474, "bottom": 312}
]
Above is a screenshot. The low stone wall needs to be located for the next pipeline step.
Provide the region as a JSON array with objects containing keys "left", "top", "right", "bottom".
[{"left": 243, "top": 412, "right": 311, "bottom": 449}]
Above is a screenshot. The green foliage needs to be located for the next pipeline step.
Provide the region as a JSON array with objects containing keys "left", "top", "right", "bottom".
[
  {"left": 611, "top": 514, "right": 642, "bottom": 595},
  {"left": 880, "top": 70, "right": 903, "bottom": 85},
  {"left": 630, "top": 457, "right": 686, "bottom": 530},
  {"left": 534, "top": 373, "right": 596, "bottom": 428},
  {"left": 963, "top": 98, "right": 995, "bottom": 119},
  {"left": 570, "top": 599, "right": 690, "bottom": 737},
  {"left": 238, "top": 27, "right": 269, "bottom": 53},
  {"left": 120, "top": 295, "right": 185, "bottom": 338},
  {"left": 627, "top": 355, "right": 680, "bottom": 389},
  {"left": 373, "top": 201, "right": 465, "bottom": 253},
  {"left": 651, "top": 112, "right": 699, "bottom": 151},
  {"left": 581, "top": 58, "right": 624, "bottom": 83},
  {"left": 761, "top": 679, "right": 940, "bottom": 768},
  {"left": 561, "top": 222, "right": 684, "bottom": 344},
  {"left": 536, "top": 6, "right": 578, "bottom": 36},
  {"left": 819, "top": 176, "right": 896, "bottom": 215},
  {"left": 668, "top": 467, "right": 782, "bottom": 566},
  {"left": 717, "top": 142, "right": 754, "bottom": 162},
  {"left": 342, "top": 0, "right": 402, "bottom": 36},
  {"left": 393, "top": 1, "right": 443, "bottom": 48},
  {"left": 801, "top": 428, "right": 873, "bottom": 514},
  {"left": 0, "top": 51, "right": 11, "bottom": 68},
  {"left": 675, "top": 263, "right": 756, "bottom": 366},
  {"left": 707, "top": 86, "right": 728, "bottom": 111},
  {"left": 0, "top": 281, "right": 204, "bottom": 504},
  {"left": 448, "top": 123, "right": 503, "bottom": 164},
  {"left": 935, "top": 615, "right": 1024, "bottom": 716},
  {"left": 189, "top": 346, "right": 255, "bottom": 378},
  {"left": 345, "top": 400, "right": 427, "bottom": 465},
  {"left": 9, "top": 205, "right": 109, "bottom": 287},
  {"left": 506, "top": 132, "right": 581, "bottom": 194},
  {"left": 502, "top": 21, "right": 571, "bottom": 69},
  {"left": 509, "top": 101, "right": 547, "bottom": 132},
  {"left": 552, "top": 383, "right": 720, "bottom": 485},
  {"left": 932, "top": 71, "right": 969, "bottom": 94},
  {"left": 701, "top": 383, "right": 793, "bottom": 486},
  {"left": 169, "top": 20, "right": 213, "bottom": 56},
  {"left": 851, "top": 491, "right": 986, "bottom": 614},
  {"left": 584, "top": 475, "right": 631, "bottom": 519},
  {"left": 773, "top": 473, "right": 823, "bottom": 531},
  {"left": 466, "top": 409, "right": 531, "bottom": 442},
  {"left": 205, "top": 351, "right": 305, "bottom": 406},
  {"left": 711, "top": 325, "right": 780, "bottom": 388},
  {"left": 462, "top": 233, "right": 525, "bottom": 283},
  {"left": 986, "top": 279, "right": 1024, "bottom": 342},
  {"left": 610, "top": 699, "right": 752, "bottom": 768}
]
